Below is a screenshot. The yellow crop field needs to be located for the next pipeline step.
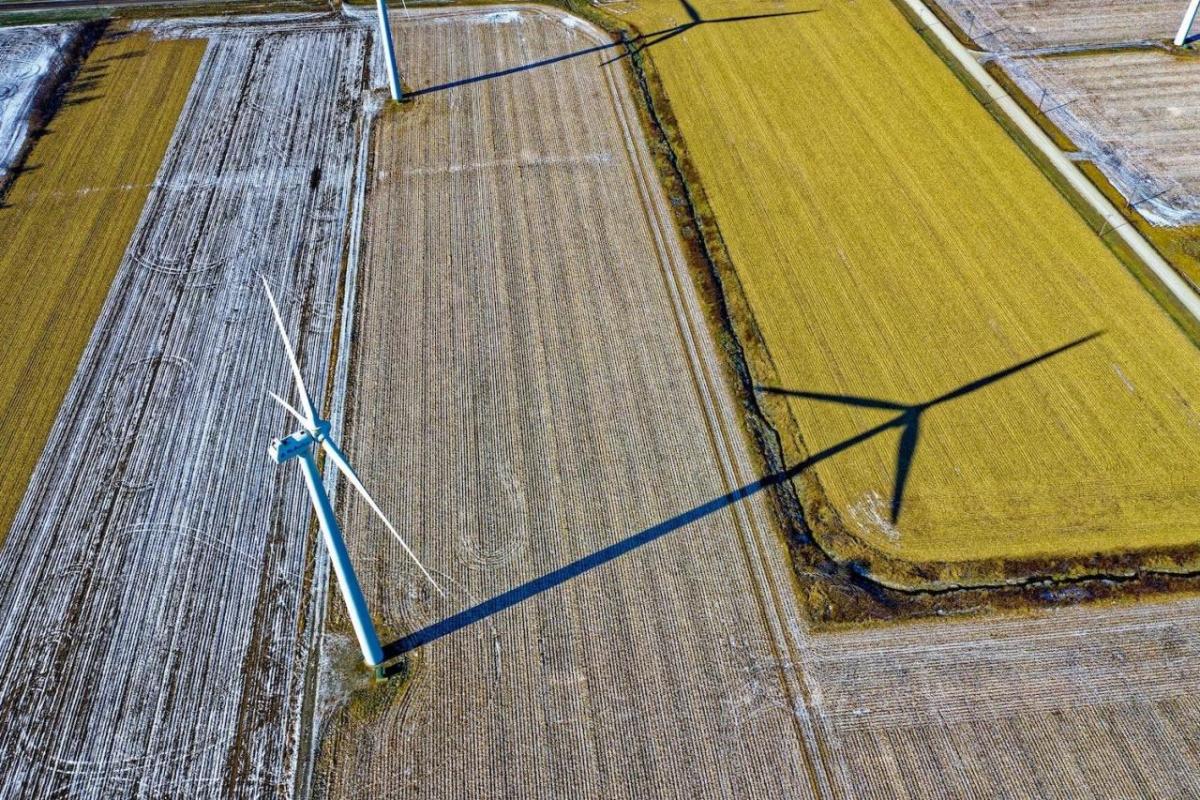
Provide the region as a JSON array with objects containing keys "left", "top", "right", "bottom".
[
  {"left": 620, "top": 0, "right": 1200, "bottom": 587},
  {"left": 0, "top": 30, "right": 203, "bottom": 543}
]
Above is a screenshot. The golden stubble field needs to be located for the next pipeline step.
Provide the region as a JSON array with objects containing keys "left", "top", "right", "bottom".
[
  {"left": 621, "top": 0, "right": 1200, "bottom": 589},
  {"left": 0, "top": 29, "right": 203, "bottom": 544}
]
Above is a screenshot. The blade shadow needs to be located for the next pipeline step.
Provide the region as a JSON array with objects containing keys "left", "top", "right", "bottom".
[
  {"left": 757, "top": 330, "right": 1103, "bottom": 522},
  {"left": 409, "top": 4, "right": 819, "bottom": 98},
  {"left": 382, "top": 333, "right": 1101, "bottom": 659}
]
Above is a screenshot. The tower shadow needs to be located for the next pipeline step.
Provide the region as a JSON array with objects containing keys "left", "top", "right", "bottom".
[
  {"left": 408, "top": 0, "right": 818, "bottom": 98},
  {"left": 381, "top": 331, "right": 1102, "bottom": 660}
]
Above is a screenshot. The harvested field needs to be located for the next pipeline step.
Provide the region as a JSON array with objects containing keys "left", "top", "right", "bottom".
[
  {"left": 1001, "top": 51, "right": 1200, "bottom": 228},
  {"left": 798, "top": 594, "right": 1200, "bottom": 797},
  {"left": 0, "top": 17, "right": 373, "bottom": 796},
  {"left": 619, "top": 0, "right": 1200, "bottom": 589},
  {"left": 0, "top": 29, "right": 203, "bottom": 545},
  {"left": 310, "top": 6, "right": 823, "bottom": 798},
  {"left": 1, "top": 4, "right": 1198, "bottom": 799},
  {"left": 933, "top": 0, "right": 1183, "bottom": 51},
  {"left": 0, "top": 23, "right": 75, "bottom": 174}
]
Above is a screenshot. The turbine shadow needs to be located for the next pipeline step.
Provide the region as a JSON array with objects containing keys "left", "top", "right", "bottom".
[
  {"left": 758, "top": 331, "right": 1102, "bottom": 524},
  {"left": 382, "top": 332, "right": 1101, "bottom": 659},
  {"left": 408, "top": 2, "right": 818, "bottom": 98}
]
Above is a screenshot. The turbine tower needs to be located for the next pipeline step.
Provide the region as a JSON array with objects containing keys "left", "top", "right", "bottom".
[
  {"left": 377, "top": 0, "right": 403, "bottom": 101},
  {"left": 262, "top": 278, "right": 441, "bottom": 669},
  {"left": 1175, "top": 0, "right": 1200, "bottom": 45}
]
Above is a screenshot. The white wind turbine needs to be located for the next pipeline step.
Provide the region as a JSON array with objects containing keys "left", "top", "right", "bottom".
[
  {"left": 1176, "top": 0, "right": 1200, "bottom": 45},
  {"left": 262, "top": 277, "right": 442, "bottom": 669}
]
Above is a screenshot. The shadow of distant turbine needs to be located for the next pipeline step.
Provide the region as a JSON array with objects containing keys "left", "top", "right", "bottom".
[
  {"left": 410, "top": 0, "right": 818, "bottom": 98},
  {"left": 602, "top": 0, "right": 816, "bottom": 65},
  {"left": 757, "top": 331, "right": 1104, "bottom": 523}
]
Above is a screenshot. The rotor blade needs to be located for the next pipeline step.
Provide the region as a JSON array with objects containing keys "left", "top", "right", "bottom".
[
  {"left": 321, "top": 437, "right": 446, "bottom": 597},
  {"left": 890, "top": 415, "right": 920, "bottom": 524},
  {"left": 269, "top": 391, "right": 315, "bottom": 433},
  {"left": 261, "top": 276, "right": 317, "bottom": 425}
]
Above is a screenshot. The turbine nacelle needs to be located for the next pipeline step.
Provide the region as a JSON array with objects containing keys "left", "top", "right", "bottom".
[{"left": 268, "top": 420, "right": 331, "bottom": 465}]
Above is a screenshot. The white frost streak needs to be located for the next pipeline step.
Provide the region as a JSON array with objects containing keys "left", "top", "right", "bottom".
[
  {"left": 1001, "top": 52, "right": 1200, "bottom": 227},
  {"left": 0, "top": 22, "right": 367, "bottom": 798},
  {"left": 0, "top": 25, "right": 77, "bottom": 175},
  {"left": 848, "top": 490, "right": 901, "bottom": 543}
]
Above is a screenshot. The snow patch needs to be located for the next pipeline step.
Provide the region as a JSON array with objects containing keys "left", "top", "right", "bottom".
[
  {"left": 848, "top": 490, "right": 901, "bottom": 542},
  {"left": 1112, "top": 362, "right": 1136, "bottom": 394},
  {"left": 0, "top": 25, "right": 77, "bottom": 175}
]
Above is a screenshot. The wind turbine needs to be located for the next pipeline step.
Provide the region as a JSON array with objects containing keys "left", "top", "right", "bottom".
[
  {"left": 262, "top": 277, "right": 441, "bottom": 670},
  {"left": 1175, "top": 0, "right": 1200, "bottom": 45},
  {"left": 376, "top": 0, "right": 403, "bottom": 101}
]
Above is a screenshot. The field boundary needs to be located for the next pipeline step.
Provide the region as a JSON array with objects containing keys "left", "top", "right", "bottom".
[
  {"left": 584, "top": 0, "right": 1200, "bottom": 614},
  {"left": 904, "top": 0, "right": 1200, "bottom": 322}
]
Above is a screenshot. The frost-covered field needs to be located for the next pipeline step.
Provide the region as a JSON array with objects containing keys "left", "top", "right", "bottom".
[
  {"left": 0, "top": 16, "right": 370, "bottom": 797},
  {"left": 0, "top": 24, "right": 77, "bottom": 175},
  {"left": 1002, "top": 51, "right": 1200, "bottom": 226},
  {"left": 935, "top": 0, "right": 1181, "bottom": 51}
]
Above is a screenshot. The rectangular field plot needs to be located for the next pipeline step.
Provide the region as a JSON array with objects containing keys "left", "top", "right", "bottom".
[
  {"left": 804, "top": 594, "right": 1200, "bottom": 797},
  {"left": 0, "top": 30, "right": 204, "bottom": 545},
  {"left": 310, "top": 7, "right": 821, "bottom": 798},
  {"left": 620, "top": 0, "right": 1200, "bottom": 588},
  {"left": 934, "top": 0, "right": 1183, "bottom": 50},
  {"left": 1002, "top": 50, "right": 1200, "bottom": 227},
  {"left": 0, "top": 18, "right": 370, "bottom": 797}
]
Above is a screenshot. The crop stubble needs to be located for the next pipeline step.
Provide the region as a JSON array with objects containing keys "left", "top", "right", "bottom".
[
  {"left": 0, "top": 29, "right": 203, "bottom": 546},
  {"left": 932, "top": 0, "right": 1185, "bottom": 50},
  {"left": 1000, "top": 50, "right": 1200, "bottom": 228},
  {"left": 310, "top": 7, "right": 825, "bottom": 799},
  {"left": 0, "top": 17, "right": 371, "bottom": 796},
  {"left": 798, "top": 592, "right": 1200, "bottom": 797}
]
